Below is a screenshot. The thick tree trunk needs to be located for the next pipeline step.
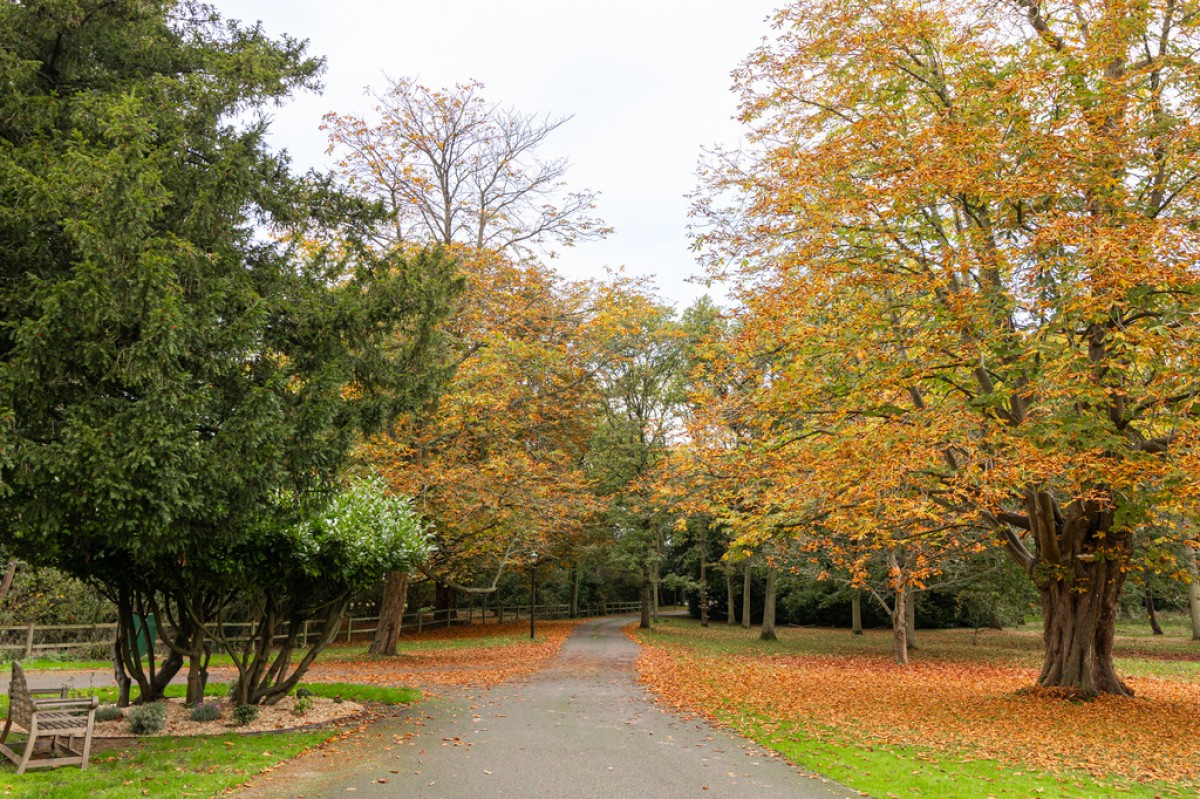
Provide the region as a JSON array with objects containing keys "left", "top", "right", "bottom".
[
  {"left": 1144, "top": 587, "right": 1164, "bottom": 636},
  {"left": 699, "top": 554, "right": 709, "bottom": 627},
  {"left": 1005, "top": 491, "right": 1134, "bottom": 697},
  {"left": 368, "top": 571, "right": 409, "bottom": 656},
  {"left": 891, "top": 587, "right": 909, "bottom": 666},
  {"left": 1037, "top": 561, "right": 1131, "bottom": 696},
  {"left": 741, "top": 565, "right": 752, "bottom": 628},
  {"left": 851, "top": 591, "right": 863, "bottom": 635},
  {"left": 639, "top": 564, "right": 652, "bottom": 629},
  {"left": 760, "top": 567, "right": 777, "bottom": 641}
]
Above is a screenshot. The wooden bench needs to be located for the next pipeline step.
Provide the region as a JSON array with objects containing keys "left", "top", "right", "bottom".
[{"left": 0, "top": 661, "right": 98, "bottom": 774}]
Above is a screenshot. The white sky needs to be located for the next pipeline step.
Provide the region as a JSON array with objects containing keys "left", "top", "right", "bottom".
[{"left": 209, "top": 0, "right": 781, "bottom": 308}]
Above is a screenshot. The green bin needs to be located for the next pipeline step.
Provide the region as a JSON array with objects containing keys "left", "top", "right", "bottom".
[{"left": 130, "top": 613, "right": 158, "bottom": 658}]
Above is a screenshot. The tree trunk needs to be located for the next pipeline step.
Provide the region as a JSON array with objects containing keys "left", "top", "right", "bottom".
[
  {"left": 1189, "top": 546, "right": 1200, "bottom": 641},
  {"left": 699, "top": 554, "right": 709, "bottom": 627},
  {"left": 0, "top": 561, "right": 16, "bottom": 603},
  {"left": 741, "top": 564, "right": 752, "bottom": 628},
  {"left": 760, "top": 567, "right": 777, "bottom": 641},
  {"left": 905, "top": 589, "right": 917, "bottom": 649},
  {"left": 891, "top": 586, "right": 909, "bottom": 666},
  {"left": 369, "top": 571, "right": 410, "bottom": 656},
  {"left": 112, "top": 639, "right": 131, "bottom": 707},
  {"left": 725, "top": 566, "right": 736, "bottom": 625},
  {"left": 851, "top": 591, "right": 863, "bottom": 635},
  {"left": 570, "top": 568, "right": 581, "bottom": 619},
  {"left": 1037, "top": 562, "right": 1130, "bottom": 696},
  {"left": 1144, "top": 587, "right": 1164, "bottom": 636},
  {"left": 651, "top": 561, "right": 660, "bottom": 624},
  {"left": 1007, "top": 491, "right": 1134, "bottom": 697},
  {"left": 639, "top": 564, "right": 652, "bottom": 629}
]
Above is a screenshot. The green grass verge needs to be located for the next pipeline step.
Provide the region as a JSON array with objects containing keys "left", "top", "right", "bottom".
[
  {"left": 0, "top": 681, "right": 420, "bottom": 793},
  {"left": 0, "top": 728, "right": 333, "bottom": 798},
  {"left": 728, "top": 713, "right": 1186, "bottom": 799},
  {"left": 297, "top": 682, "right": 420, "bottom": 705}
]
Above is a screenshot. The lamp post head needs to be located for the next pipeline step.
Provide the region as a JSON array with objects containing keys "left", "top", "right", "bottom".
[{"left": 530, "top": 551, "right": 539, "bottom": 566}]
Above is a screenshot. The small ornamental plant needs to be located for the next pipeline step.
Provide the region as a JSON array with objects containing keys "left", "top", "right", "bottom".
[
  {"left": 95, "top": 705, "right": 123, "bottom": 722},
  {"left": 190, "top": 700, "right": 222, "bottom": 722},
  {"left": 291, "top": 695, "right": 314, "bottom": 716},
  {"left": 232, "top": 704, "right": 260, "bottom": 726},
  {"left": 127, "top": 702, "right": 168, "bottom": 735}
]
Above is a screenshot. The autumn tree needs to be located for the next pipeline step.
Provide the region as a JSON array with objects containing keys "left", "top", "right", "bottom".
[
  {"left": 694, "top": 0, "right": 1200, "bottom": 696},
  {"left": 359, "top": 251, "right": 601, "bottom": 654},
  {"left": 327, "top": 78, "right": 611, "bottom": 654}
]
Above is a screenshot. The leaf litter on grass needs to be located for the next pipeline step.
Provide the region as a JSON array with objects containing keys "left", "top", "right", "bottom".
[{"left": 633, "top": 625, "right": 1200, "bottom": 789}]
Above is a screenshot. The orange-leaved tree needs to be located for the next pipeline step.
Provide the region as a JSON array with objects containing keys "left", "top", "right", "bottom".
[
  {"left": 692, "top": 0, "right": 1200, "bottom": 695},
  {"left": 358, "top": 250, "right": 601, "bottom": 613},
  {"left": 326, "top": 77, "right": 611, "bottom": 654}
]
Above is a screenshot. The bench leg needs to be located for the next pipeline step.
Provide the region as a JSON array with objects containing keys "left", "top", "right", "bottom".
[
  {"left": 80, "top": 716, "right": 94, "bottom": 771},
  {"left": 15, "top": 720, "right": 37, "bottom": 776}
]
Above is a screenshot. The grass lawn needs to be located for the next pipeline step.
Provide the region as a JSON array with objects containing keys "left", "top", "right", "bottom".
[
  {"left": 0, "top": 682, "right": 419, "bottom": 796},
  {"left": 0, "top": 729, "right": 335, "bottom": 798},
  {"left": 633, "top": 616, "right": 1200, "bottom": 799}
]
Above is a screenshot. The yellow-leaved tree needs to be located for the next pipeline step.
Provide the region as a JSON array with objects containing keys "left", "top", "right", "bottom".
[{"left": 692, "top": 0, "right": 1200, "bottom": 696}]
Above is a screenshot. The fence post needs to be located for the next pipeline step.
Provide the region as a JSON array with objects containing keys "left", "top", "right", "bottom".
[
  {"left": 303, "top": 620, "right": 310, "bottom": 648},
  {"left": 24, "top": 623, "right": 35, "bottom": 659},
  {"left": 346, "top": 616, "right": 353, "bottom": 643}
]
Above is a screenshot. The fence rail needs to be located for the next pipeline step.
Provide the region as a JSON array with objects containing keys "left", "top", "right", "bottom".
[{"left": 0, "top": 601, "right": 647, "bottom": 659}]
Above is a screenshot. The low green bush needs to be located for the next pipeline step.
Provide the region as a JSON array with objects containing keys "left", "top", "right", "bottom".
[
  {"left": 232, "top": 704, "right": 259, "bottom": 726},
  {"left": 126, "top": 702, "right": 168, "bottom": 735},
  {"left": 291, "top": 695, "right": 313, "bottom": 716},
  {"left": 95, "top": 705, "right": 123, "bottom": 722}
]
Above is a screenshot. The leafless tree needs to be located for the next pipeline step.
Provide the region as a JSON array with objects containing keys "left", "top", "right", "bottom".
[{"left": 324, "top": 77, "right": 610, "bottom": 259}]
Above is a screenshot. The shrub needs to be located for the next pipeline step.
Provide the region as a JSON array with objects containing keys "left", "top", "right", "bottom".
[
  {"left": 295, "top": 686, "right": 314, "bottom": 699},
  {"left": 95, "top": 705, "right": 123, "bottom": 722},
  {"left": 291, "top": 695, "right": 313, "bottom": 716},
  {"left": 190, "top": 701, "right": 222, "bottom": 722},
  {"left": 232, "top": 704, "right": 260, "bottom": 726},
  {"left": 126, "top": 702, "right": 168, "bottom": 735}
]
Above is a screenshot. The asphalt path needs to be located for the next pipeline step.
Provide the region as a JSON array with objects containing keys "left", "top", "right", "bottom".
[{"left": 231, "top": 616, "right": 861, "bottom": 799}]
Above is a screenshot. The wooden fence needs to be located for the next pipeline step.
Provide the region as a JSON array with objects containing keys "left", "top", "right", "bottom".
[{"left": 0, "top": 601, "right": 646, "bottom": 659}]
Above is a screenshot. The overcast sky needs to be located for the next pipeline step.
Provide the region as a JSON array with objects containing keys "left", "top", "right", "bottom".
[{"left": 209, "top": 0, "right": 781, "bottom": 308}]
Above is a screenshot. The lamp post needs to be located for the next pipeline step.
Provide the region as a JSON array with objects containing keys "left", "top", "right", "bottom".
[{"left": 529, "top": 551, "right": 539, "bottom": 640}]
